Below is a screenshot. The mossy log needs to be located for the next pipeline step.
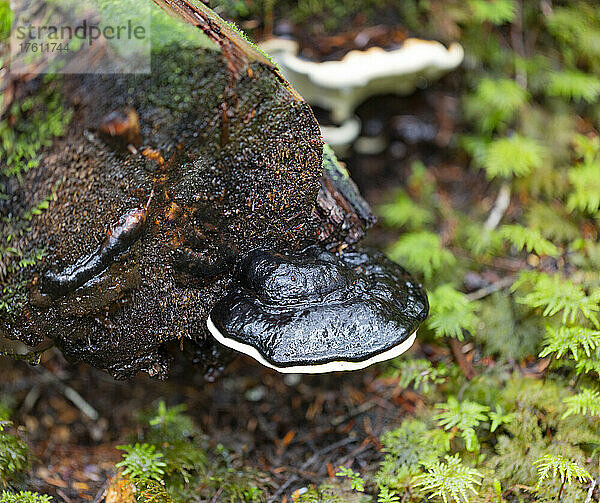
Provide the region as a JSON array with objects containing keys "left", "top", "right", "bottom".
[{"left": 0, "top": 0, "right": 373, "bottom": 378}]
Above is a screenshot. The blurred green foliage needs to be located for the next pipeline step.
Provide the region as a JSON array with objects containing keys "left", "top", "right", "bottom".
[
  {"left": 0, "top": 1, "right": 12, "bottom": 41},
  {"left": 372, "top": 1, "right": 600, "bottom": 500},
  {"left": 0, "top": 408, "right": 50, "bottom": 501},
  {"left": 0, "top": 79, "right": 71, "bottom": 179},
  {"left": 111, "top": 401, "right": 265, "bottom": 502},
  {"left": 0, "top": 491, "right": 52, "bottom": 503}
]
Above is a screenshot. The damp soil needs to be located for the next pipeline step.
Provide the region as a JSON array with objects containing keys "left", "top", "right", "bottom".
[{"left": 1, "top": 346, "right": 437, "bottom": 501}]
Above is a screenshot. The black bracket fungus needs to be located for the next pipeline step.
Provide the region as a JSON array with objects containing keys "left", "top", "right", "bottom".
[{"left": 208, "top": 246, "right": 429, "bottom": 373}]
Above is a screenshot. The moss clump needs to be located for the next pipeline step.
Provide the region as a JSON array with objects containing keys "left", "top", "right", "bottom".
[
  {"left": 0, "top": 79, "right": 71, "bottom": 179},
  {"left": 113, "top": 401, "right": 268, "bottom": 502},
  {"left": 0, "top": 81, "right": 68, "bottom": 320},
  {"left": 297, "top": 482, "right": 368, "bottom": 502},
  {"left": 0, "top": 491, "right": 52, "bottom": 503},
  {"left": 369, "top": 373, "right": 599, "bottom": 503},
  {"left": 0, "top": 413, "right": 31, "bottom": 491},
  {"left": 0, "top": 282, "right": 28, "bottom": 321},
  {"left": 1, "top": 112, "right": 61, "bottom": 320},
  {"left": 0, "top": 242, "right": 47, "bottom": 321}
]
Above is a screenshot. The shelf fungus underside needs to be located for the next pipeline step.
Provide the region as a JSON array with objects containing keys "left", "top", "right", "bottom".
[{"left": 1, "top": 0, "right": 428, "bottom": 378}]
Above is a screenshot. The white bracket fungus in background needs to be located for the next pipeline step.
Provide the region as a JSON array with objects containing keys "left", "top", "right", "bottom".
[
  {"left": 259, "top": 37, "right": 464, "bottom": 122},
  {"left": 260, "top": 37, "right": 464, "bottom": 150}
]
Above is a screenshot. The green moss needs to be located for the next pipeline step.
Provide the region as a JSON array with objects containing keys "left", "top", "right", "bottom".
[
  {"left": 143, "top": 44, "right": 225, "bottom": 113},
  {"left": 1, "top": 176, "right": 58, "bottom": 319},
  {"left": 0, "top": 228, "right": 47, "bottom": 319},
  {"left": 480, "top": 378, "right": 599, "bottom": 501},
  {"left": 371, "top": 373, "right": 600, "bottom": 502},
  {"left": 296, "top": 484, "right": 348, "bottom": 503},
  {"left": 0, "top": 343, "right": 47, "bottom": 365},
  {"left": 130, "top": 478, "right": 173, "bottom": 503},
  {"left": 0, "top": 1, "right": 11, "bottom": 41},
  {"left": 376, "top": 419, "right": 450, "bottom": 490},
  {"left": 1, "top": 2, "right": 599, "bottom": 501},
  {"left": 147, "top": 2, "right": 215, "bottom": 51},
  {"left": 0, "top": 79, "right": 71, "bottom": 180},
  {"left": 0, "top": 491, "right": 52, "bottom": 503},
  {"left": 0, "top": 400, "right": 12, "bottom": 421},
  {"left": 114, "top": 402, "right": 268, "bottom": 502},
  {"left": 0, "top": 282, "right": 28, "bottom": 320},
  {"left": 297, "top": 481, "right": 371, "bottom": 502},
  {"left": 475, "top": 292, "right": 544, "bottom": 360},
  {"left": 0, "top": 420, "right": 31, "bottom": 490}
]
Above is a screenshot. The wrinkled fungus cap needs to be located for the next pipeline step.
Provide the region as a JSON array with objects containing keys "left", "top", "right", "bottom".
[{"left": 207, "top": 246, "right": 428, "bottom": 373}]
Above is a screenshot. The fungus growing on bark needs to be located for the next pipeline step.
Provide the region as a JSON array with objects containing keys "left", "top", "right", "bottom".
[
  {"left": 98, "top": 108, "right": 142, "bottom": 150},
  {"left": 208, "top": 246, "right": 428, "bottom": 373},
  {"left": 41, "top": 191, "right": 153, "bottom": 299}
]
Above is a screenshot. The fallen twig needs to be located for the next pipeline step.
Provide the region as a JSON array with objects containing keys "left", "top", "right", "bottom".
[
  {"left": 466, "top": 275, "right": 515, "bottom": 301},
  {"left": 484, "top": 183, "right": 511, "bottom": 231},
  {"left": 584, "top": 478, "right": 597, "bottom": 503},
  {"left": 449, "top": 338, "right": 476, "bottom": 380},
  {"left": 331, "top": 401, "right": 376, "bottom": 426},
  {"left": 210, "top": 486, "right": 224, "bottom": 503},
  {"left": 92, "top": 478, "right": 111, "bottom": 503},
  {"left": 35, "top": 367, "right": 99, "bottom": 421},
  {"left": 268, "top": 436, "right": 358, "bottom": 502},
  {"left": 335, "top": 441, "right": 374, "bottom": 467},
  {"left": 56, "top": 489, "right": 74, "bottom": 503}
]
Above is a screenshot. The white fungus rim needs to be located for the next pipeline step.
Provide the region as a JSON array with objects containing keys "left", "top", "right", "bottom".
[{"left": 207, "top": 315, "right": 418, "bottom": 374}]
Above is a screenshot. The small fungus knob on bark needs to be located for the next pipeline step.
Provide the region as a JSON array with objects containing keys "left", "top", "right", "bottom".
[{"left": 98, "top": 108, "right": 142, "bottom": 149}]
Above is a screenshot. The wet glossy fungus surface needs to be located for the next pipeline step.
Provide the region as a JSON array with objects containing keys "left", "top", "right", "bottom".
[{"left": 210, "top": 246, "right": 429, "bottom": 367}]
